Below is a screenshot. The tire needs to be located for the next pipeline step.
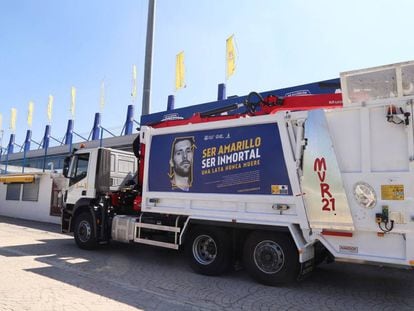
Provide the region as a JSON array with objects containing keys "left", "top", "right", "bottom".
[
  {"left": 243, "top": 231, "right": 300, "bottom": 285},
  {"left": 74, "top": 212, "right": 98, "bottom": 250},
  {"left": 185, "top": 226, "right": 232, "bottom": 276}
]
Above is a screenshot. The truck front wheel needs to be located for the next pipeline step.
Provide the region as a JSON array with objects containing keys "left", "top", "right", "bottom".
[
  {"left": 74, "top": 212, "right": 98, "bottom": 250},
  {"left": 243, "top": 231, "right": 300, "bottom": 285},
  {"left": 186, "top": 227, "right": 232, "bottom": 276}
]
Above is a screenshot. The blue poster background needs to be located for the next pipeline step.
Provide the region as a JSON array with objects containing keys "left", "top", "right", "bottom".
[{"left": 148, "top": 123, "right": 292, "bottom": 195}]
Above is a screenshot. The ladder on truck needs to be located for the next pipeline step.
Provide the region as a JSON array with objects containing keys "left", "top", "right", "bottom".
[{"left": 134, "top": 213, "right": 189, "bottom": 249}]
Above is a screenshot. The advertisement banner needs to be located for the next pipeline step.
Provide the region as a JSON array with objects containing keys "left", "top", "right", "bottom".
[{"left": 148, "top": 123, "right": 291, "bottom": 195}]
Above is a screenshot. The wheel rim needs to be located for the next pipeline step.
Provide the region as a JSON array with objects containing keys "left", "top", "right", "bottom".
[
  {"left": 192, "top": 234, "right": 217, "bottom": 265},
  {"left": 78, "top": 220, "right": 91, "bottom": 243},
  {"left": 253, "top": 240, "right": 285, "bottom": 274}
]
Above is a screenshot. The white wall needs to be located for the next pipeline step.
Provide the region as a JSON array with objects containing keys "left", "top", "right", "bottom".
[{"left": 0, "top": 173, "right": 60, "bottom": 224}]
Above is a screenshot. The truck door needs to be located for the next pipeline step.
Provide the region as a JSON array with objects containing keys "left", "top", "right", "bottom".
[
  {"left": 65, "top": 151, "right": 96, "bottom": 205},
  {"left": 301, "top": 110, "right": 354, "bottom": 231}
]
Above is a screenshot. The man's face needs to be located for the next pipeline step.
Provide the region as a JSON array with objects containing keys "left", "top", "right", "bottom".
[{"left": 172, "top": 140, "right": 193, "bottom": 177}]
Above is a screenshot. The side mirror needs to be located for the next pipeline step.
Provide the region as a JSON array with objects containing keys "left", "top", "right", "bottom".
[{"left": 63, "top": 156, "right": 71, "bottom": 178}]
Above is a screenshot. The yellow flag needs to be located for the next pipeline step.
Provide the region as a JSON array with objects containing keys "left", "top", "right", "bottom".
[
  {"left": 47, "top": 95, "right": 53, "bottom": 123},
  {"left": 10, "top": 108, "right": 17, "bottom": 132},
  {"left": 100, "top": 80, "right": 105, "bottom": 111},
  {"left": 27, "top": 101, "right": 34, "bottom": 127},
  {"left": 226, "top": 35, "right": 236, "bottom": 80},
  {"left": 175, "top": 51, "right": 185, "bottom": 90},
  {"left": 71, "top": 86, "right": 76, "bottom": 118},
  {"left": 131, "top": 65, "right": 137, "bottom": 100}
]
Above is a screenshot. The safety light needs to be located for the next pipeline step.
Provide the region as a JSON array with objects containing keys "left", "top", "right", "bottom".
[{"left": 353, "top": 182, "right": 377, "bottom": 209}]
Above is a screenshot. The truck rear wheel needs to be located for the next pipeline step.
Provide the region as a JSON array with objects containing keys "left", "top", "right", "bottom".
[
  {"left": 186, "top": 227, "right": 232, "bottom": 276},
  {"left": 74, "top": 211, "right": 98, "bottom": 250},
  {"left": 243, "top": 231, "right": 300, "bottom": 285}
]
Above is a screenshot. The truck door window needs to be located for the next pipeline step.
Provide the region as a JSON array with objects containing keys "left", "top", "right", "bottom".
[{"left": 69, "top": 154, "right": 90, "bottom": 186}]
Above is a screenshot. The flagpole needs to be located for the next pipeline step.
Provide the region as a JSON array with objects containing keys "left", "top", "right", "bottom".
[{"left": 141, "top": 0, "right": 156, "bottom": 116}]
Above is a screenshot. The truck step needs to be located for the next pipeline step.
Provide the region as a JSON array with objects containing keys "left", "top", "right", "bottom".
[
  {"left": 133, "top": 214, "right": 183, "bottom": 249},
  {"left": 135, "top": 222, "right": 180, "bottom": 233},
  {"left": 134, "top": 237, "right": 179, "bottom": 249}
]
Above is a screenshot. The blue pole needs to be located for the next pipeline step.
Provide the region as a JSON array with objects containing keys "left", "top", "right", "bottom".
[
  {"left": 42, "top": 125, "right": 50, "bottom": 149},
  {"left": 92, "top": 112, "right": 101, "bottom": 140},
  {"left": 100, "top": 127, "right": 104, "bottom": 147},
  {"left": 22, "top": 130, "right": 32, "bottom": 173},
  {"left": 42, "top": 125, "right": 51, "bottom": 172},
  {"left": 65, "top": 119, "right": 74, "bottom": 152},
  {"left": 24, "top": 130, "right": 31, "bottom": 152},
  {"left": 5, "top": 134, "right": 14, "bottom": 174},
  {"left": 7, "top": 134, "right": 14, "bottom": 154},
  {"left": 217, "top": 83, "right": 226, "bottom": 100},
  {"left": 124, "top": 105, "right": 134, "bottom": 135},
  {"left": 5, "top": 152, "right": 8, "bottom": 174},
  {"left": 167, "top": 95, "right": 175, "bottom": 111}
]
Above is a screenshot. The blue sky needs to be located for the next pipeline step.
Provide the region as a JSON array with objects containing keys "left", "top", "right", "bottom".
[{"left": 1, "top": 0, "right": 414, "bottom": 150}]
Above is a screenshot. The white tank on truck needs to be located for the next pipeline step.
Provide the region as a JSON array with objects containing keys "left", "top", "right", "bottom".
[{"left": 61, "top": 60, "right": 414, "bottom": 285}]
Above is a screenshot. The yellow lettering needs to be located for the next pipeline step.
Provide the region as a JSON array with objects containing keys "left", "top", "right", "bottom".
[
  {"left": 202, "top": 147, "right": 216, "bottom": 158},
  {"left": 255, "top": 137, "right": 261, "bottom": 147}
]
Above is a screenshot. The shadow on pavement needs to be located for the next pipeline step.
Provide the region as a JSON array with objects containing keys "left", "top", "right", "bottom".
[
  {"left": 0, "top": 215, "right": 61, "bottom": 233},
  {"left": 0, "top": 216, "right": 414, "bottom": 310},
  {"left": 0, "top": 219, "right": 196, "bottom": 309}
]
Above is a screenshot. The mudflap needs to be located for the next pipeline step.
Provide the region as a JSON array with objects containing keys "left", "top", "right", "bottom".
[{"left": 297, "top": 259, "right": 314, "bottom": 281}]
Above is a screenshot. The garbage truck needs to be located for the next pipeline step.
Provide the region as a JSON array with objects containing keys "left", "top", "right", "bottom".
[{"left": 61, "top": 60, "right": 414, "bottom": 285}]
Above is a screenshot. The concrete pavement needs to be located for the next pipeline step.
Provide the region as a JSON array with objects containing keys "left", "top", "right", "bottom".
[{"left": 0, "top": 216, "right": 413, "bottom": 310}]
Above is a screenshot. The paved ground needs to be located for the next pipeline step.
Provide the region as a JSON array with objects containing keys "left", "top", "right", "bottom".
[{"left": 0, "top": 216, "right": 413, "bottom": 311}]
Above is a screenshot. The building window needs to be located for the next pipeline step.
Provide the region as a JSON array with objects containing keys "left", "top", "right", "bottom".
[
  {"left": 6, "top": 184, "right": 21, "bottom": 201},
  {"left": 22, "top": 179, "right": 40, "bottom": 201}
]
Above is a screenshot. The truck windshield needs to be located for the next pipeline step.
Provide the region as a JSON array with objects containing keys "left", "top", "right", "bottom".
[{"left": 69, "top": 153, "right": 90, "bottom": 186}]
